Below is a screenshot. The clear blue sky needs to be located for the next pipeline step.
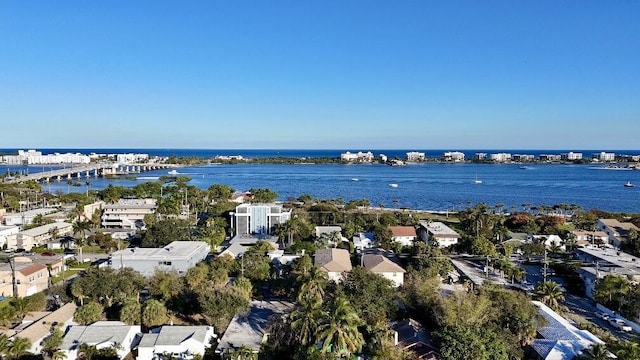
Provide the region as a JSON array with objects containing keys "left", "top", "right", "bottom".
[{"left": 1, "top": 1, "right": 638, "bottom": 150}]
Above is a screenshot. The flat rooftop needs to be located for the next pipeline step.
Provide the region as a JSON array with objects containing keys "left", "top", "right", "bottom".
[
  {"left": 111, "top": 241, "right": 210, "bottom": 260},
  {"left": 420, "top": 221, "right": 459, "bottom": 237},
  {"left": 577, "top": 246, "right": 640, "bottom": 270}
]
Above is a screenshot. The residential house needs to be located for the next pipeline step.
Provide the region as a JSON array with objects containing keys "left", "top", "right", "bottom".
[
  {"left": 0, "top": 259, "right": 49, "bottom": 298},
  {"left": 60, "top": 321, "right": 141, "bottom": 360},
  {"left": 218, "top": 235, "right": 279, "bottom": 259},
  {"left": 1, "top": 303, "right": 77, "bottom": 355},
  {"left": 529, "top": 301, "right": 605, "bottom": 360},
  {"left": 530, "top": 234, "right": 564, "bottom": 251},
  {"left": 230, "top": 203, "right": 292, "bottom": 236},
  {"left": 314, "top": 248, "right": 352, "bottom": 282},
  {"left": 571, "top": 230, "right": 608, "bottom": 247},
  {"left": 353, "top": 232, "right": 375, "bottom": 251},
  {"left": 389, "top": 226, "right": 417, "bottom": 247},
  {"left": 137, "top": 325, "right": 215, "bottom": 360},
  {"left": 418, "top": 221, "right": 460, "bottom": 248},
  {"left": 8, "top": 222, "right": 73, "bottom": 251},
  {"left": 362, "top": 252, "right": 406, "bottom": 287},
  {"left": 101, "top": 198, "right": 157, "bottom": 230},
  {"left": 110, "top": 241, "right": 210, "bottom": 277},
  {"left": 315, "top": 226, "right": 348, "bottom": 247},
  {"left": 391, "top": 319, "right": 439, "bottom": 360},
  {"left": 597, "top": 218, "right": 639, "bottom": 247},
  {"left": 216, "top": 300, "right": 294, "bottom": 355}
]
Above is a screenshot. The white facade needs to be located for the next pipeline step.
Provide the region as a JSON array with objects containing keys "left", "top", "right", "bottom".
[
  {"left": 442, "top": 151, "right": 465, "bottom": 162},
  {"left": 101, "top": 199, "right": 157, "bottom": 229},
  {"left": 419, "top": 221, "right": 460, "bottom": 248},
  {"left": 61, "top": 322, "right": 141, "bottom": 360},
  {"left": 340, "top": 151, "right": 375, "bottom": 163},
  {"left": 231, "top": 203, "right": 291, "bottom": 236},
  {"left": 561, "top": 152, "right": 583, "bottom": 161},
  {"left": 137, "top": 325, "right": 215, "bottom": 360},
  {"left": 405, "top": 152, "right": 425, "bottom": 162},
  {"left": 597, "top": 218, "right": 639, "bottom": 247},
  {"left": 2, "top": 150, "right": 91, "bottom": 164},
  {"left": 10, "top": 222, "right": 73, "bottom": 251},
  {"left": 0, "top": 225, "right": 19, "bottom": 248},
  {"left": 489, "top": 153, "right": 512, "bottom": 162},
  {"left": 2, "top": 208, "right": 58, "bottom": 226},
  {"left": 110, "top": 241, "right": 210, "bottom": 276},
  {"left": 592, "top": 152, "right": 616, "bottom": 162},
  {"left": 116, "top": 153, "right": 149, "bottom": 164},
  {"left": 362, "top": 254, "right": 406, "bottom": 287}
]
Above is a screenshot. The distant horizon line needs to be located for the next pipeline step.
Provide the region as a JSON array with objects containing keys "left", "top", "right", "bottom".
[{"left": 2, "top": 147, "right": 640, "bottom": 152}]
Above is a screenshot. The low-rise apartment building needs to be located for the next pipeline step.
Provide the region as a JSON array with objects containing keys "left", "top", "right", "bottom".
[
  {"left": 109, "top": 241, "right": 210, "bottom": 276},
  {"left": 101, "top": 198, "right": 157, "bottom": 229},
  {"left": 231, "top": 203, "right": 292, "bottom": 236},
  {"left": 418, "top": 221, "right": 460, "bottom": 248},
  {"left": 2, "top": 208, "right": 58, "bottom": 226},
  {"left": 442, "top": 151, "right": 465, "bottom": 162},
  {"left": 561, "top": 152, "right": 583, "bottom": 161},
  {"left": 406, "top": 151, "right": 425, "bottom": 162},
  {"left": 0, "top": 225, "right": 19, "bottom": 249},
  {"left": 7, "top": 222, "right": 73, "bottom": 251},
  {"left": 575, "top": 247, "right": 640, "bottom": 299},
  {"left": 596, "top": 218, "right": 639, "bottom": 247},
  {"left": 340, "top": 151, "right": 375, "bottom": 163},
  {"left": 0, "top": 259, "right": 49, "bottom": 298}
]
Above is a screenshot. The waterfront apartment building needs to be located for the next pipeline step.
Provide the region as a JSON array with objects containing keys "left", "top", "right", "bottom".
[
  {"left": 418, "top": 221, "right": 460, "bottom": 248},
  {"left": 2, "top": 207, "right": 58, "bottom": 226},
  {"left": 474, "top": 153, "right": 487, "bottom": 161},
  {"left": 101, "top": 198, "right": 157, "bottom": 229},
  {"left": 1, "top": 150, "right": 91, "bottom": 165},
  {"left": 489, "top": 153, "right": 512, "bottom": 162},
  {"left": 512, "top": 154, "right": 535, "bottom": 162},
  {"left": 116, "top": 153, "right": 149, "bottom": 164},
  {"left": 405, "top": 151, "right": 425, "bottom": 162},
  {"left": 591, "top": 152, "right": 616, "bottom": 162},
  {"left": 231, "top": 203, "right": 292, "bottom": 236},
  {"left": 442, "top": 151, "right": 465, "bottom": 162},
  {"left": 109, "top": 241, "right": 210, "bottom": 276},
  {"left": 562, "top": 152, "right": 583, "bottom": 161},
  {"left": 597, "top": 218, "right": 639, "bottom": 248},
  {"left": 539, "top": 154, "right": 562, "bottom": 162},
  {"left": 340, "top": 151, "right": 375, "bottom": 163}
]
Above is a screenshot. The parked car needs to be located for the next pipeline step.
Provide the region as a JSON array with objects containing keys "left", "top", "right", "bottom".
[
  {"left": 594, "top": 311, "right": 610, "bottom": 321},
  {"left": 609, "top": 318, "right": 633, "bottom": 332},
  {"left": 42, "top": 251, "right": 56, "bottom": 257}
]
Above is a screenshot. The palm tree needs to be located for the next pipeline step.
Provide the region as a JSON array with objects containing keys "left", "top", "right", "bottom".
[
  {"left": 534, "top": 281, "right": 565, "bottom": 310},
  {"left": 0, "top": 333, "right": 10, "bottom": 358},
  {"left": 297, "top": 266, "right": 329, "bottom": 307},
  {"left": 579, "top": 343, "right": 609, "bottom": 360},
  {"left": 7, "top": 337, "right": 31, "bottom": 359},
  {"left": 73, "top": 220, "right": 91, "bottom": 262},
  {"left": 316, "top": 297, "right": 365, "bottom": 357},
  {"left": 52, "top": 350, "right": 67, "bottom": 360},
  {"left": 289, "top": 303, "right": 324, "bottom": 346},
  {"left": 614, "top": 341, "right": 640, "bottom": 360}
]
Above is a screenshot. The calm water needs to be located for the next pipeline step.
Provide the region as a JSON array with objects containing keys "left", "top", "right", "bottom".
[{"left": 3, "top": 163, "right": 640, "bottom": 213}]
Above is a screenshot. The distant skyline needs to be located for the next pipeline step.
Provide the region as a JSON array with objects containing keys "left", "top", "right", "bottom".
[{"left": 1, "top": 1, "right": 639, "bottom": 149}]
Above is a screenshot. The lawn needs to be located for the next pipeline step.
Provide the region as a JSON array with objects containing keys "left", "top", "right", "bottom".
[{"left": 51, "top": 262, "right": 92, "bottom": 284}]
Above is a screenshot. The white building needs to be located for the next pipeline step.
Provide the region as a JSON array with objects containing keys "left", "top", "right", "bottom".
[
  {"left": 60, "top": 322, "right": 141, "bottom": 360},
  {"left": 575, "top": 247, "right": 640, "bottom": 299},
  {"left": 406, "top": 152, "right": 426, "bottom": 162},
  {"left": 561, "top": 152, "right": 583, "bottom": 161},
  {"left": 418, "top": 221, "right": 460, "bottom": 248},
  {"left": 101, "top": 199, "right": 157, "bottom": 229},
  {"left": 0, "top": 225, "right": 19, "bottom": 248},
  {"left": 362, "top": 253, "right": 406, "bottom": 287},
  {"left": 591, "top": 152, "right": 616, "bottom": 162},
  {"left": 442, "top": 151, "right": 465, "bottom": 162},
  {"left": 116, "top": 153, "right": 149, "bottom": 164},
  {"left": 9, "top": 222, "right": 73, "bottom": 251},
  {"left": 530, "top": 234, "right": 564, "bottom": 251},
  {"left": 2, "top": 150, "right": 91, "bottom": 164},
  {"left": 231, "top": 203, "right": 291, "bottom": 236},
  {"left": 388, "top": 226, "right": 417, "bottom": 247},
  {"left": 530, "top": 301, "right": 605, "bottom": 360},
  {"left": 489, "top": 153, "right": 512, "bottom": 162},
  {"left": 2, "top": 208, "right": 58, "bottom": 226},
  {"left": 109, "top": 241, "right": 210, "bottom": 276},
  {"left": 137, "top": 325, "right": 215, "bottom": 360},
  {"left": 353, "top": 232, "right": 375, "bottom": 251},
  {"left": 597, "top": 218, "right": 639, "bottom": 248},
  {"left": 340, "top": 151, "right": 375, "bottom": 163}
]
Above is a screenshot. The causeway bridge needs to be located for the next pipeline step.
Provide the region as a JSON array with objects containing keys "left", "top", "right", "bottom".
[{"left": 3, "top": 163, "right": 178, "bottom": 184}]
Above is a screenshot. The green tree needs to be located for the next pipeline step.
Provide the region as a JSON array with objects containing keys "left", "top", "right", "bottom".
[
  {"left": 142, "top": 299, "right": 168, "bottom": 329},
  {"left": 341, "top": 267, "right": 398, "bottom": 328},
  {"left": 297, "top": 266, "right": 329, "bottom": 307},
  {"left": 119, "top": 298, "right": 142, "bottom": 325},
  {"left": 248, "top": 188, "right": 278, "bottom": 203},
  {"left": 316, "top": 297, "right": 364, "bottom": 357},
  {"left": 74, "top": 302, "right": 104, "bottom": 325},
  {"left": 289, "top": 302, "right": 324, "bottom": 347},
  {"left": 578, "top": 343, "right": 610, "bottom": 360},
  {"left": 207, "top": 184, "right": 234, "bottom": 203},
  {"left": 613, "top": 341, "right": 640, "bottom": 360},
  {"left": 140, "top": 218, "right": 192, "bottom": 247},
  {"left": 42, "top": 327, "right": 64, "bottom": 357},
  {"left": 435, "top": 326, "right": 510, "bottom": 360},
  {"left": 594, "top": 275, "right": 630, "bottom": 311},
  {"left": 239, "top": 241, "right": 273, "bottom": 282},
  {"left": 148, "top": 270, "right": 184, "bottom": 302},
  {"left": 6, "top": 337, "right": 31, "bottom": 360},
  {"left": 534, "top": 281, "right": 565, "bottom": 310}
]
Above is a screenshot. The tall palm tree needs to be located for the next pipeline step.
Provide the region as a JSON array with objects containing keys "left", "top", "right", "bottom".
[
  {"left": 73, "top": 220, "right": 91, "bottom": 262},
  {"left": 7, "top": 337, "right": 31, "bottom": 360},
  {"left": 579, "top": 343, "right": 609, "bottom": 360},
  {"left": 316, "top": 297, "right": 365, "bottom": 357},
  {"left": 52, "top": 350, "right": 67, "bottom": 360},
  {"left": 289, "top": 302, "right": 324, "bottom": 346},
  {"left": 297, "top": 266, "right": 329, "bottom": 307},
  {"left": 0, "top": 333, "right": 10, "bottom": 358},
  {"left": 534, "top": 281, "right": 565, "bottom": 310}
]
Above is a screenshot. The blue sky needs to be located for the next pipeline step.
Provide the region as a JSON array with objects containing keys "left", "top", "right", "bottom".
[{"left": 1, "top": 1, "right": 638, "bottom": 150}]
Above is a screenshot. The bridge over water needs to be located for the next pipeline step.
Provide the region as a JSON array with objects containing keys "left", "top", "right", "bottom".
[{"left": 2, "top": 163, "right": 177, "bottom": 184}]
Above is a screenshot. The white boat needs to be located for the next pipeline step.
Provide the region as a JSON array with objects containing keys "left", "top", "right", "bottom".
[
  {"left": 624, "top": 181, "right": 634, "bottom": 188},
  {"left": 352, "top": 178, "right": 359, "bottom": 182},
  {"left": 389, "top": 183, "right": 398, "bottom": 188},
  {"left": 473, "top": 174, "right": 482, "bottom": 184},
  {"left": 168, "top": 170, "right": 178, "bottom": 175}
]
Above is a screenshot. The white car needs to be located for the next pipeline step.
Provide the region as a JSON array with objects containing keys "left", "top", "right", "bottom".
[
  {"left": 594, "top": 311, "right": 610, "bottom": 321},
  {"left": 609, "top": 318, "right": 633, "bottom": 332}
]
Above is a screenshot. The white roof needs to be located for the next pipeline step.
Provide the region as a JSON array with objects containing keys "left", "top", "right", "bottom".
[
  {"left": 111, "top": 241, "right": 210, "bottom": 260},
  {"left": 20, "top": 222, "right": 72, "bottom": 237}
]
